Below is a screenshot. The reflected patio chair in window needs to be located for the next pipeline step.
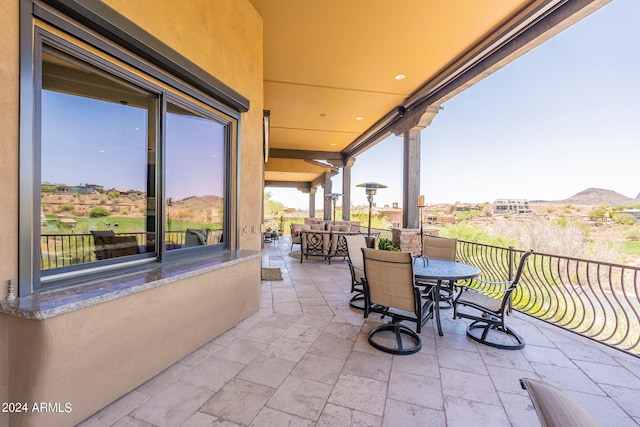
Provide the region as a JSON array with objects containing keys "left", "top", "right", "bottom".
[
  {"left": 520, "top": 378, "right": 600, "bottom": 427},
  {"left": 453, "top": 250, "right": 533, "bottom": 350},
  {"left": 90, "top": 230, "right": 115, "bottom": 260},
  {"left": 91, "top": 230, "right": 139, "bottom": 260},
  {"left": 418, "top": 235, "right": 458, "bottom": 307},
  {"left": 184, "top": 228, "right": 207, "bottom": 247},
  {"left": 343, "top": 234, "right": 368, "bottom": 310},
  {"left": 362, "top": 248, "right": 435, "bottom": 355}
]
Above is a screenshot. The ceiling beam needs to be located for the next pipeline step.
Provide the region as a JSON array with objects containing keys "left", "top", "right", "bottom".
[
  {"left": 269, "top": 148, "right": 344, "bottom": 161},
  {"left": 265, "top": 181, "right": 311, "bottom": 190},
  {"left": 304, "top": 160, "right": 339, "bottom": 173}
]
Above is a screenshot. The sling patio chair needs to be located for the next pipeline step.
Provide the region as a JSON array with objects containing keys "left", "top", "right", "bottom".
[
  {"left": 417, "top": 235, "right": 458, "bottom": 307},
  {"left": 453, "top": 250, "right": 533, "bottom": 350},
  {"left": 343, "top": 234, "right": 368, "bottom": 310},
  {"left": 362, "top": 248, "right": 435, "bottom": 355}
]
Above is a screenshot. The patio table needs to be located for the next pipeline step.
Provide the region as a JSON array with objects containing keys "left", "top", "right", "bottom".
[{"left": 413, "top": 258, "right": 481, "bottom": 336}]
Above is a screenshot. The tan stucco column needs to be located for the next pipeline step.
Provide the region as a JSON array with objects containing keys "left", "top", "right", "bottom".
[
  {"left": 322, "top": 172, "right": 332, "bottom": 221},
  {"left": 308, "top": 187, "right": 317, "bottom": 218},
  {"left": 341, "top": 158, "right": 355, "bottom": 221}
]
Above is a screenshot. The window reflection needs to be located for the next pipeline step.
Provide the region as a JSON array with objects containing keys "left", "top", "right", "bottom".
[
  {"left": 40, "top": 46, "right": 156, "bottom": 271},
  {"left": 165, "top": 102, "right": 225, "bottom": 249}
]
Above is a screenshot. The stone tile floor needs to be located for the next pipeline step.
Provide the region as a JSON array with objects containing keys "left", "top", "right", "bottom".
[{"left": 79, "top": 237, "right": 640, "bottom": 426}]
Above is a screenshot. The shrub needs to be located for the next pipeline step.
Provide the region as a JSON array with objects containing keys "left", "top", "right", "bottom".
[
  {"left": 588, "top": 209, "right": 607, "bottom": 219},
  {"left": 60, "top": 204, "right": 74, "bottom": 212},
  {"left": 456, "top": 210, "right": 482, "bottom": 221},
  {"left": 89, "top": 206, "right": 110, "bottom": 218},
  {"left": 378, "top": 238, "right": 399, "bottom": 251},
  {"left": 441, "top": 223, "right": 516, "bottom": 247},
  {"left": 41, "top": 184, "right": 56, "bottom": 193},
  {"left": 612, "top": 213, "right": 637, "bottom": 226}
]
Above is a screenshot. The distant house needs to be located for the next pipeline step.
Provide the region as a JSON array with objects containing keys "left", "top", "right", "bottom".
[
  {"left": 68, "top": 184, "right": 104, "bottom": 194},
  {"left": 378, "top": 203, "right": 403, "bottom": 228},
  {"left": 453, "top": 203, "right": 482, "bottom": 212},
  {"left": 620, "top": 209, "right": 640, "bottom": 219},
  {"left": 494, "top": 199, "right": 531, "bottom": 214}
]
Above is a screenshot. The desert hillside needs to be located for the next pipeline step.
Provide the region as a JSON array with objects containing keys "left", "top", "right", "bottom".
[{"left": 556, "top": 187, "right": 638, "bottom": 206}]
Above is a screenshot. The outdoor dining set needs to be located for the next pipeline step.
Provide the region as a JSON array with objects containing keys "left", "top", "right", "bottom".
[{"left": 288, "top": 231, "right": 598, "bottom": 426}]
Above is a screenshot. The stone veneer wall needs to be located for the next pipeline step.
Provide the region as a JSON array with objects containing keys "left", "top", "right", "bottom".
[{"left": 391, "top": 228, "right": 440, "bottom": 254}]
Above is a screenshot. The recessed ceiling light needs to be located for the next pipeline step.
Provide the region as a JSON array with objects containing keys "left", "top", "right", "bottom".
[
  {"left": 394, "top": 74, "right": 406, "bottom": 80},
  {"left": 355, "top": 117, "right": 363, "bottom": 121},
  {"left": 330, "top": 143, "right": 336, "bottom": 146}
]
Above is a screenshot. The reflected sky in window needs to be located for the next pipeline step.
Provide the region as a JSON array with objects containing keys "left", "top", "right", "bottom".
[{"left": 41, "top": 90, "right": 148, "bottom": 191}]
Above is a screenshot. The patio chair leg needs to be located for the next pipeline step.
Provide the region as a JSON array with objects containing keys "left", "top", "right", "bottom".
[
  {"left": 349, "top": 293, "right": 365, "bottom": 310},
  {"left": 368, "top": 323, "right": 422, "bottom": 355},
  {"left": 466, "top": 321, "right": 525, "bottom": 350}
]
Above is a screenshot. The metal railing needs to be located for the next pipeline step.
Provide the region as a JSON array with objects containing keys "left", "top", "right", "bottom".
[
  {"left": 456, "top": 240, "right": 640, "bottom": 356},
  {"left": 41, "top": 230, "right": 202, "bottom": 269}
]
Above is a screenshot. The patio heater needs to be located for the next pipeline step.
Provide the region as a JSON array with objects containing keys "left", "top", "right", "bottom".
[
  {"left": 356, "top": 182, "right": 387, "bottom": 248},
  {"left": 329, "top": 193, "right": 342, "bottom": 224}
]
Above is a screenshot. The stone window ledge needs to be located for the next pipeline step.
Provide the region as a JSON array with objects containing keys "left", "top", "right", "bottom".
[{"left": 0, "top": 250, "right": 262, "bottom": 320}]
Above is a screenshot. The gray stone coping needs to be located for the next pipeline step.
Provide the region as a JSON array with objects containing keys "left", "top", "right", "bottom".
[{"left": 0, "top": 250, "right": 262, "bottom": 320}]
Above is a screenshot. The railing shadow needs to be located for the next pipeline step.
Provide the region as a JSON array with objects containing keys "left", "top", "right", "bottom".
[{"left": 457, "top": 240, "right": 640, "bottom": 356}]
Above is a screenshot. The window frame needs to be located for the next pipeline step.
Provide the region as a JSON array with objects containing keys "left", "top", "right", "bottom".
[
  {"left": 19, "top": 0, "right": 244, "bottom": 295},
  {"left": 161, "top": 95, "right": 234, "bottom": 261}
]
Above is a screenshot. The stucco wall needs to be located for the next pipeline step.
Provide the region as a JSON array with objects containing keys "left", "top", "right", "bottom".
[
  {"left": 104, "top": 0, "right": 265, "bottom": 250},
  {"left": 0, "top": 1, "right": 264, "bottom": 426},
  {"left": 0, "top": 1, "right": 20, "bottom": 426},
  {"left": 7, "top": 257, "right": 261, "bottom": 426}
]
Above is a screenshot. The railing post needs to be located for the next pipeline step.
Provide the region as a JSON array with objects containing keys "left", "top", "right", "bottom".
[{"left": 508, "top": 246, "right": 514, "bottom": 281}]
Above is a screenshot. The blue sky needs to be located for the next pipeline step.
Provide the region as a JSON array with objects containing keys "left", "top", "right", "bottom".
[{"left": 269, "top": 0, "right": 640, "bottom": 210}]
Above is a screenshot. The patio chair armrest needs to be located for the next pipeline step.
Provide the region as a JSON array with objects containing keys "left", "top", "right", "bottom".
[{"left": 455, "top": 283, "right": 510, "bottom": 300}]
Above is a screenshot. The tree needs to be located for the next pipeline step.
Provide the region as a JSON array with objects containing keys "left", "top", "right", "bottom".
[{"left": 264, "top": 191, "right": 284, "bottom": 216}]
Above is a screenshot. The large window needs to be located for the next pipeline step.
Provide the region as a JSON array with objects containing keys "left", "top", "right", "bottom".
[
  {"left": 40, "top": 46, "right": 157, "bottom": 273},
  {"left": 165, "top": 102, "right": 226, "bottom": 250},
  {"left": 30, "top": 33, "right": 235, "bottom": 288}
]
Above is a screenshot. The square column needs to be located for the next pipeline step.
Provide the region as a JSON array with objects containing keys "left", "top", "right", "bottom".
[
  {"left": 403, "top": 128, "right": 421, "bottom": 229},
  {"left": 341, "top": 159, "right": 355, "bottom": 221},
  {"left": 308, "top": 187, "right": 317, "bottom": 218}
]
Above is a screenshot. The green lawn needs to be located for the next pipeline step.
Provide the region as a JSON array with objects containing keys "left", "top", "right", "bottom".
[
  {"left": 43, "top": 216, "right": 221, "bottom": 234},
  {"left": 621, "top": 241, "right": 640, "bottom": 256}
]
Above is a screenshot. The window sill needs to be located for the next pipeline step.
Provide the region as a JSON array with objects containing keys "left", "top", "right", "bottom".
[{"left": 0, "top": 250, "right": 262, "bottom": 320}]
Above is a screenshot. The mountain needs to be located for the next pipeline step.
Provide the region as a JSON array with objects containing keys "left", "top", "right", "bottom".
[{"left": 560, "top": 188, "right": 638, "bottom": 206}]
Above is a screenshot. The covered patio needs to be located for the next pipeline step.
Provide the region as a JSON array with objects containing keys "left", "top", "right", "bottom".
[{"left": 79, "top": 237, "right": 640, "bottom": 426}]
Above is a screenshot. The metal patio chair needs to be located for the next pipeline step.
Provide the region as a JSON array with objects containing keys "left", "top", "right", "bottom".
[
  {"left": 362, "top": 248, "right": 435, "bottom": 355},
  {"left": 453, "top": 250, "right": 533, "bottom": 349}
]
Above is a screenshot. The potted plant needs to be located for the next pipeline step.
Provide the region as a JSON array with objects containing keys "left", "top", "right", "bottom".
[
  {"left": 378, "top": 237, "right": 399, "bottom": 251},
  {"left": 277, "top": 215, "right": 285, "bottom": 236}
]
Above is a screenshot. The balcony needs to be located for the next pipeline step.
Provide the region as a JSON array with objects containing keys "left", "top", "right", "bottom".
[{"left": 78, "top": 236, "right": 640, "bottom": 426}]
